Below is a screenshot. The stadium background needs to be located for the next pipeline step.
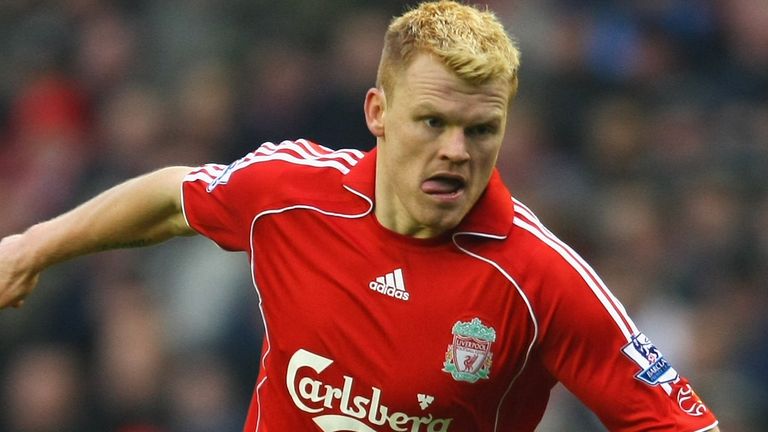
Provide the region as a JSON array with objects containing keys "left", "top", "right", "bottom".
[{"left": 0, "top": 0, "right": 766, "bottom": 430}]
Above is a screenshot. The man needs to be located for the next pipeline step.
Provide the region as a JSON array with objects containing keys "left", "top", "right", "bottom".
[{"left": 0, "top": 1, "right": 720, "bottom": 431}]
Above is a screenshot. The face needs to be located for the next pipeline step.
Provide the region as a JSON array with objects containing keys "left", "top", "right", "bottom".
[{"left": 364, "top": 53, "right": 510, "bottom": 238}]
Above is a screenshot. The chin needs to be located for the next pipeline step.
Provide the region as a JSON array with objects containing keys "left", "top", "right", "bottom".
[
  {"left": 410, "top": 198, "right": 472, "bottom": 236},
  {"left": 420, "top": 213, "right": 465, "bottom": 236}
]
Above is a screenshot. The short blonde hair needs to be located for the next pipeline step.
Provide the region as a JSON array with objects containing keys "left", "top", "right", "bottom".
[{"left": 377, "top": 0, "right": 520, "bottom": 101}]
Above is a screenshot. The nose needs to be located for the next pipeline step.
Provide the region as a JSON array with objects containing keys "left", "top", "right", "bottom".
[{"left": 438, "top": 128, "right": 470, "bottom": 163}]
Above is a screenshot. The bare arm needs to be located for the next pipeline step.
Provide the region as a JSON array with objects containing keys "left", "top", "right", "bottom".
[{"left": 0, "top": 166, "right": 195, "bottom": 309}]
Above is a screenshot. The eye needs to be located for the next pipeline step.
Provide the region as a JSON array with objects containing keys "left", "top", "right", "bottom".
[
  {"left": 424, "top": 117, "right": 444, "bottom": 128},
  {"left": 466, "top": 123, "right": 497, "bottom": 137}
]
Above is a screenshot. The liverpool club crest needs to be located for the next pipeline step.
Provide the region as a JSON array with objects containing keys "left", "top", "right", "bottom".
[{"left": 442, "top": 318, "right": 496, "bottom": 383}]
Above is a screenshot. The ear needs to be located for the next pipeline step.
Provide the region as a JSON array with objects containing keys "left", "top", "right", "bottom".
[{"left": 364, "top": 87, "right": 386, "bottom": 138}]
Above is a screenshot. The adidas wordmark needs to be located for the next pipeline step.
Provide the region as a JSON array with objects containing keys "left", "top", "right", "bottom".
[{"left": 369, "top": 268, "right": 409, "bottom": 301}]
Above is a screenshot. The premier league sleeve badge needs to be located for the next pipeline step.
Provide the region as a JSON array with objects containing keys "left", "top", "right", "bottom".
[{"left": 621, "top": 332, "right": 679, "bottom": 386}]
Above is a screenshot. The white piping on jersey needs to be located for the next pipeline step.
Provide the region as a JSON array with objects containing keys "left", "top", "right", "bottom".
[
  {"left": 247, "top": 151, "right": 352, "bottom": 174},
  {"left": 179, "top": 175, "right": 192, "bottom": 230},
  {"left": 253, "top": 140, "right": 363, "bottom": 174},
  {"left": 183, "top": 164, "right": 226, "bottom": 184},
  {"left": 511, "top": 198, "right": 638, "bottom": 340},
  {"left": 246, "top": 185, "right": 374, "bottom": 432},
  {"left": 450, "top": 231, "right": 539, "bottom": 432},
  {"left": 185, "top": 140, "right": 362, "bottom": 185},
  {"left": 262, "top": 139, "right": 365, "bottom": 165}
]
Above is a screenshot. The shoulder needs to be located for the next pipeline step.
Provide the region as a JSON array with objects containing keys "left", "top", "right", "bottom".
[
  {"left": 502, "top": 199, "right": 639, "bottom": 339},
  {"left": 193, "top": 139, "right": 363, "bottom": 183},
  {"left": 497, "top": 198, "right": 581, "bottom": 279},
  {"left": 245, "top": 139, "right": 365, "bottom": 176},
  {"left": 182, "top": 140, "right": 371, "bottom": 225},
  {"left": 491, "top": 198, "right": 611, "bottom": 309},
  {"left": 186, "top": 139, "right": 365, "bottom": 196}
]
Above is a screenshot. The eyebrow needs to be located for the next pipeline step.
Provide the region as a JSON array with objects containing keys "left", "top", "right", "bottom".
[
  {"left": 412, "top": 101, "right": 504, "bottom": 125},
  {"left": 412, "top": 101, "right": 440, "bottom": 114}
]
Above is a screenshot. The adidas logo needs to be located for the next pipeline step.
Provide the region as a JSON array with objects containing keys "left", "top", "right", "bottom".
[{"left": 368, "top": 268, "right": 409, "bottom": 301}]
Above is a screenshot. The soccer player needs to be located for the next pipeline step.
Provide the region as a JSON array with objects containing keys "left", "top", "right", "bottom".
[{"left": 0, "top": 1, "right": 720, "bottom": 431}]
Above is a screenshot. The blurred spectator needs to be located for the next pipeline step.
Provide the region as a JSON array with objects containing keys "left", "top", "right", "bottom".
[
  {"left": 74, "top": 5, "right": 138, "bottom": 98},
  {"left": 89, "top": 268, "right": 168, "bottom": 430},
  {"left": 307, "top": 7, "right": 391, "bottom": 150},
  {"left": 716, "top": 0, "right": 768, "bottom": 97},
  {"left": 166, "top": 352, "right": 243, "bottom": 432},
  {"left": 1, "top": 344, "right": 88, "bottom": 432},
  {"left": 583, "top": 96, "right": 649, "bottom": 180},
  {"left": 144, "top": 236, "right": 253, "bottom": 354},
  {"left": 0, "top": 71, "right": 91, "bottom": 235},
  {"left": 236, "top": 41, "right": 320, "bottom": 154},
  {"left": 166, "top": 60, "right": 238, "bottom": 166},
  {"left": 89, "top": 83, "right": 168, "bottom": 183}
]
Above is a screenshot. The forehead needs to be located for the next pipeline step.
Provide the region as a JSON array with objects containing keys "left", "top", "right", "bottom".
[{"left": 391, "top": 54, "right": 510, "bottom": 117}]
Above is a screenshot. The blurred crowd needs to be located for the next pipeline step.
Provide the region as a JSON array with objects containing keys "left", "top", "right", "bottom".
[{"left": 0, "top": 0, "right": 765, "bottom": 431}]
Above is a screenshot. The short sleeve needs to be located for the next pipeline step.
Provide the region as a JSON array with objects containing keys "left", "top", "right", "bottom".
[
  {"left": 536, "top": 249, "right": 719, "bottom": 431},
  {"left": 182, "top": 159, "right": 262, "bottom": 252},
  {"left": 181, "top": 139, "right": 359, "bottom": 252}
]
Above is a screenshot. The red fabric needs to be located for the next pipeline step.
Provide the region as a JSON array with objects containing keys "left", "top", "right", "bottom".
[{"left": 182, "top": 140, "right": 718, "bottom": 431}]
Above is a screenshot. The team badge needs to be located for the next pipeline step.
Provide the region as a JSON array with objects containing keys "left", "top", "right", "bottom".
[
  {"left": 442, "top": 318, "right": 496, "bottom": 383},
  {"left": 621, "top": 332, "right": 679, "bottom": 386}
]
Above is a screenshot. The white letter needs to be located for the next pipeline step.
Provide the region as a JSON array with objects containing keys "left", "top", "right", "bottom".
[
  {"left": 388, "top": 412, "right": 410, "bottom": 431},
  {"left": 340, "top": 376, "right": 366, "bottom": 418},
  {"left": 323, "top": 384, "right": 343, "bottom": 409},
  {"left": 367, "top": 386, "right": 388, "bottom": 426},
  {"left": 299, "top": 377, "right": 323, "bottom": 403},
  {"left": 428, "top": 418, "right": 453, "bottom": 432},
  {"left": 287, "top": 349, "right": 334, "bottom": 413}
]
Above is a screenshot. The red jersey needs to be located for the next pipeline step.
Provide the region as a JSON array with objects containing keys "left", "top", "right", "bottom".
[{"left": 181, "top": 140, "right": 718, "bottom": 432}]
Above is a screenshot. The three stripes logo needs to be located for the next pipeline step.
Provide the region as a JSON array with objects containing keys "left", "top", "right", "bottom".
[{"left": 369, "top": 268, "right": 409, "bottom": 301}]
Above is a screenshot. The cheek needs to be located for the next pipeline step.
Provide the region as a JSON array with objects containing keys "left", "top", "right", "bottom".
[
  {"left": 472, "top": 143, "right": 502, "bottom": 170},
  {"left": 469, "top": 144, "right": 502, "bottom": 188},
  {"left": 389, "top": 133, "right": 430, "bottom": 167},
  {"left": 381, "top": 143, "right": 420, "bottom": 187}
]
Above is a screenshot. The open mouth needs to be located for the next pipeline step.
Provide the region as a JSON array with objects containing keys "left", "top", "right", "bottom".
[{"left": 421, "top": 174, "right": 467, "bottom": 199}]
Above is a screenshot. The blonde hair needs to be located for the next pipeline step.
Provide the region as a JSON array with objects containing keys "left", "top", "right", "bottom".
[{"left": 377, "top": 0, "right": 520, "bottom": 101}]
